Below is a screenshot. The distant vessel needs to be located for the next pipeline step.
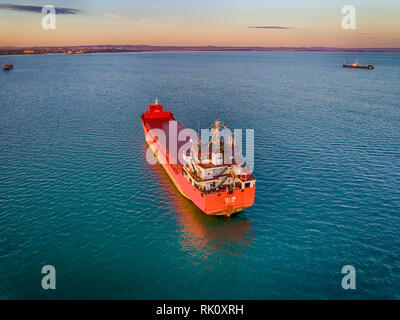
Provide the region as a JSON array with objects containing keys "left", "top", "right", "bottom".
[
  {"left": 343, "top": 59, "right": 374, "bottom": 69},
  {"left": 2, "top": 63, "right": 14, "bottom": 71},
  {"left": 141, "top": 99, "right": 256, "bottom": 217}
]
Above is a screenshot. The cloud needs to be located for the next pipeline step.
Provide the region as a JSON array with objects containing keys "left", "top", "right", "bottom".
[
  {"left": 249, "top": 26, "right": 293, "bottom": 30},
  {"left": 104, "top": 13, "right": 127, "bottom": 20},
  {"left": 0, "top": 3, "right": 80, "bottom": 14},
  {"left": 355, "top": 32, "right": 377, "bottom": 40},
  {"left": 138, "top": 17, "right": 163, "bottom": 25}
]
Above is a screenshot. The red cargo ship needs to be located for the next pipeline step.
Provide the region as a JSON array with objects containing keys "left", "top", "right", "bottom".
[{"left": 141, "top": 99, "right": 256, "bottom": 217}]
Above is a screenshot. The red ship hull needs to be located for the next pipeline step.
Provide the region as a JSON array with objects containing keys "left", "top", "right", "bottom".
[{"left": 141, "top": 103, "right": 255, "bottom": 217}]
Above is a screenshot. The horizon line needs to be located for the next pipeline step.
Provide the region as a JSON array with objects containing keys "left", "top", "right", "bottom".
[{"left": 1, "top": 44, "right": 400, "bottom": 50}]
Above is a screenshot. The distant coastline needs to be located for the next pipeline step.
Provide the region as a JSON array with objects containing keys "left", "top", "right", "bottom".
[{"left": 1, "top": 45, "right": 400, "bottom": 55}]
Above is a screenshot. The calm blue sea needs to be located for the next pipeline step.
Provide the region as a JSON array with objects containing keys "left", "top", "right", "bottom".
[{"left": 0, "top": 52, "right": 399, "bottom": 299}]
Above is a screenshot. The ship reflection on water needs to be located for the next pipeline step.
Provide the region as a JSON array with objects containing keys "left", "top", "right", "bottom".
[
  {"left": 175, "top": 200, "right": 253, "bottom": 257},
  {"left": 144, "top": 145, "right": 253, "bottom": 256}
]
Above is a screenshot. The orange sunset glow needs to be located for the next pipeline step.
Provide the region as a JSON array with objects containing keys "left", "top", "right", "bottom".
[{"left": 0, "top": 0, "right": 399, "bottom": 48}]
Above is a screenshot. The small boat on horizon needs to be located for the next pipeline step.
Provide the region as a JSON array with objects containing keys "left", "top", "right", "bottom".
[
  {"left": 343, "top": 59, "right": 374, "bottom": 69},
  {"left": 2, "top": 63, "right": 14, "bottom": 71}
]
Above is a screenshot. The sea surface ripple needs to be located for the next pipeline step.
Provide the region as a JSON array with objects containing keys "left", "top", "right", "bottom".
[{"left": 0, "top": 52, "right": 399, "bottom": 299}]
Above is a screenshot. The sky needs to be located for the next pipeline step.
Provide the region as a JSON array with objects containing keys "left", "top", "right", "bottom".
[{"left": 0, "top": 0, "right": 399, "bottom": 47}]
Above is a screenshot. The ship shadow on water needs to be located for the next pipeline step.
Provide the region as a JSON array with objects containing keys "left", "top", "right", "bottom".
[{"left": 142, "top": 144, "right": 253, "bottom": 256}]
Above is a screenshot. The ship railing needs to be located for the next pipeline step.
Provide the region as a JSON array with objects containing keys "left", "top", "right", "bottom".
[{"left": 200, "top": 183, "right": 244, "bottom": 195}]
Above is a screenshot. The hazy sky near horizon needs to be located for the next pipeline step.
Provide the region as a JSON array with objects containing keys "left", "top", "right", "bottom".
[{"left": 0, "top": 0, "right": 399, "bottom": 47}]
